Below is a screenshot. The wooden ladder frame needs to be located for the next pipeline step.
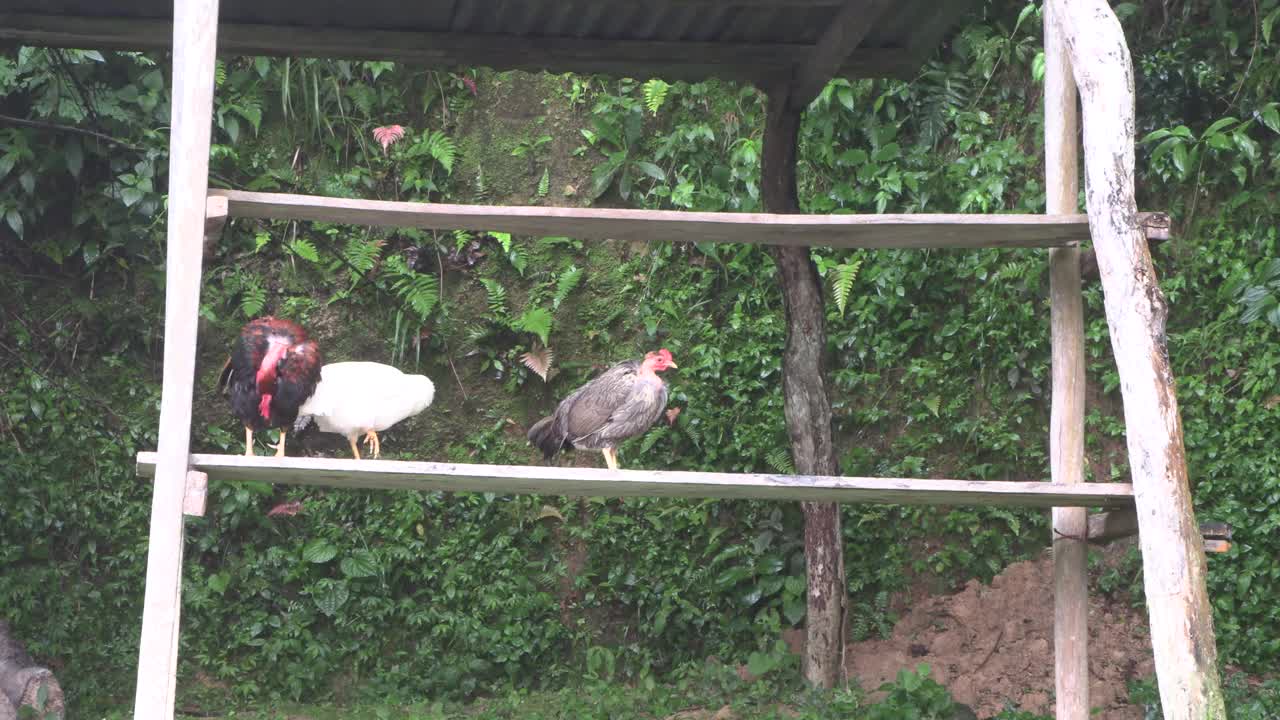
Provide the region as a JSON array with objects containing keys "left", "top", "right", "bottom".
[{"left": 130, "top": 1, "right": 1224, "bottom": 718}]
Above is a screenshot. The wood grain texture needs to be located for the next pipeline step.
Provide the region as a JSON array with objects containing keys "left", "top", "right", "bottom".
[
  {"left": 133, "top": 1, "right": 219, "bottom": 718},
  {"left": 135, "top": 453, "right": 1137, "bottom": 508},
  {"left": 0, "top": 12, "right": 920, "bottom": 82},
  {"left": 209, "top": 189, "right": 1171, "bottom": 250},
  {"left": 790, "top": 0, "right": 893, "bottom": 109},
  {"left": 1044, "top": 6, "right": 1088, "bottom": 720},
  {"left": 183, "top": 470, "right": 208, "bottom": 517},
  {"left": 1049, "top": 1, "right": 1226, "bottom": 717},
  {"left": 1086, "top": 509, "right": 1139, "bottom": 544}
]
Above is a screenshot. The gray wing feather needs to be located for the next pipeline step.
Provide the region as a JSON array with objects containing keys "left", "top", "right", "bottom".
[
  {"left": 554, "top": 361, "right": 641, "bottom": 443},
  {"left": 551, "top": 359, "right": 667, "bottom": 449},
  {"left": 590, "top": 382, "right": 667, "bottom": 446}
]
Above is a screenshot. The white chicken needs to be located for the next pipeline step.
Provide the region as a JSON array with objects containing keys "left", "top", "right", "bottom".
[{"left": 293, "top": 361, "right": 435, "bottom": 459}]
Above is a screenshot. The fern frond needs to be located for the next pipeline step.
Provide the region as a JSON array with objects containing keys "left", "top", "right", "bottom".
[
  {"left": 343, "top": 237, "right": 383, "bottom": 273},
  {"left": 214, "top": 60, "right": 227, "bottom": 87},
  {"left": 923, "top": 395, "right": 941, "bottom": 417},
  {"left": 537, "top": 167, "right": 550, "bottom": 198},
  {"left": 480, "top": 278, "right": 508, "bottom": 318},
  {"left": 453, "top": 229, "right": 473, "bottom": 251},
  {"left": 515, "top": 307, "right": 553, "bottom": 346},
  {"left": 424, "top": 130, "right": 456, "bottom": 173},
  {"left": 830, "top": 259, "right": 862, "bottom": 315},
  {"left": 642, "top": 79, "right": 670, "bottom": 115},
  {"left": 393, "top": 272, "right": 439, "bottom": 320},
  {"left": 520, "top": 346, "right": 555, "bottom": 381},
  {"left": 638, "top": 425, "right": 669, "bottom": 454},
  {"left": 288, "top": 238, "right": 320, "bottom": 263},
  {"left": 553, "top": 265, "right": 583, "bottom": 309},
  {"left": 239, "top": 282, "right": 266, "bottom": 319},
  {"left": 765, "top": 447, "right": 796, "bottom": 475}
]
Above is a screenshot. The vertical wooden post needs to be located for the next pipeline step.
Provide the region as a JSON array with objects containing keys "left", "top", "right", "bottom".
[
  {"left": 761, "top": 86, "right": 847, "bottom": 689},
  {"left": 1044, "top": 5, "right": 1088, "bottom": 720},
  {"left": 1047, "top": 2, "right": 1226, "bottom": 718},
  {"left": 133, "top": 1, "right": 220, "bottom": 718}
]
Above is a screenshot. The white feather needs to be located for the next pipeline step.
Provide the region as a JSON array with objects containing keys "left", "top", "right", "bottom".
[{"left": 295, "top": 361, "right": 435, "bottom": 440}]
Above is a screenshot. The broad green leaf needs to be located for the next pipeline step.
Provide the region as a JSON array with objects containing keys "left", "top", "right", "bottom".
[
  {"left": 302, "top": 539, "right": 338, "bottom": 564},
  {"left": 837, "top": 86, "right": 854, "bottom": 112},
  {"left": 5, "top": 209, "right": 22, "bottom": 238},
  {"left": 1261, "top": 105, "right": 1280, "bottom": 135},
  {"left": 340, "top": 550, "right": 379, "bottom": 578},
  {"left": 64, "top": 137, "right": 83, "bottom": 177},
  {"left": 871, "top": 143, "right": 901, "bottom": 162},
  {"left": 783, "top": 595, "right": 806, "bottom": 625},
  {"left": 1172, "top": 143, "right": 1189, "bottom": 176},
  {"left": 314, "top": 581, "right": 350, "bottom": 616},
  {"left": 633, "top": 160, "right": 665, "bottom": 181},
  {"left": 1233, "top": 131, "right": 1260, "bottom": 164},
  {"left": 1203, "top": 116, "right": 1238, "bottom": 137}
]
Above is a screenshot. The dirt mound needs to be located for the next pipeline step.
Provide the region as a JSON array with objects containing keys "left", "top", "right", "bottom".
[{"left": 845, "top": 544, "right": 1153, "bottom": 719}]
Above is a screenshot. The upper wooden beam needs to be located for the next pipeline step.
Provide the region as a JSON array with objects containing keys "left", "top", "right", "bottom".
[
  {"left": 790, "top": 0, "right": 893, "bottom": 109},
  {"left": 0, "top": 12, "right": 920, "bottom": 82},
  {"left": 210, "top": 190, "right": 1171, "bottom": 250},
  {"left": 135, "top": 453, "right": 1136, "bottom": 508}
]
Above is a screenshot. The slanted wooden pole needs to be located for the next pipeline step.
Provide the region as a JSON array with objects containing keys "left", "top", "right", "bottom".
[
  {"left": 1047, "top": 2, "right": 1225, "bottom": 718},
  {"left": 133, "top": 0, "right": 220, "bottom": 717},
  {"left": 761, "top": 86, "right": 847, "bottom": 689},
  {"left": 1044, "top": 5, "right": 1088, "bottom": 719}
]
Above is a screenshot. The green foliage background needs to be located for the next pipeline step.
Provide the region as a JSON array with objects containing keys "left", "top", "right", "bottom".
[{"left": 2, "top": 0, "right": 1280, "bottom": 714}]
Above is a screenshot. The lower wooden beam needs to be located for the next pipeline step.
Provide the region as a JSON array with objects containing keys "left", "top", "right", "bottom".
[{"left": 135, "top": 452, "right": 1137, "bottom": 509}]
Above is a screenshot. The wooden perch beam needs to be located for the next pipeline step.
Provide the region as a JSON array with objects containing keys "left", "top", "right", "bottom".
[
  {"left": 209, "top": 190, "right": 1171, "bottom": 251},
  {"left": 0, "top": 13, "right": 921, "bottom": 82},
  {"left": 1086, "top": 509, "right": 1232, "bottom": 553},
  {"left": 135, "top": 452, "right": 1137, "bottom": 509}
]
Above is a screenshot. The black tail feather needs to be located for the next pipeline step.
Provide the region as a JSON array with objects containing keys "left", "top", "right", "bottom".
[{"left": 527, "top": 415, "right": 567, "bottom": 459}]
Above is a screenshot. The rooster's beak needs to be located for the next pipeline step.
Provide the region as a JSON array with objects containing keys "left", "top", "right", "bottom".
[{"left": 668, "top": 360, "right": 678, "bottom": 368}]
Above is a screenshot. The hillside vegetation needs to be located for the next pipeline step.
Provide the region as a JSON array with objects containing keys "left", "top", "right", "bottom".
[{"left": 2, "top": 1, "right": 1279, "bottom": 716}]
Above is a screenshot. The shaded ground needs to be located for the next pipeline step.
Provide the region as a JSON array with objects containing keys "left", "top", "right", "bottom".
[{"left": 845, "top": 542, "right": 1153, "bottom": 719}]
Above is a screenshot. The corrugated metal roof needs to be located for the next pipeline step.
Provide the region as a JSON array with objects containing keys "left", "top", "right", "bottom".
[{"left": 0, "top": 1, "right": 975, "bottom": 82}]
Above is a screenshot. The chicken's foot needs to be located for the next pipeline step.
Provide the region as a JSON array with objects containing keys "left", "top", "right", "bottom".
[
  {"left": 363, "top": 430, "right": 381, "bottom": 459},
  {"left": 244, "top": 426, "right": 254, "bottom": 457},
  {"left": 602, "top": 447, "right": 619, "bottom": 470},
  {"left": 273, "top": 429, "right": 287, "bottom": 458},
  {"left": 347, "top": 434, "right": 362, "bottom": 460}
]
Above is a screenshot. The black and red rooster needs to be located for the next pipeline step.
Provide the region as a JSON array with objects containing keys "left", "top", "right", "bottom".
[{"left": 217, "top": 317, "right": 322, "bottom": 457}]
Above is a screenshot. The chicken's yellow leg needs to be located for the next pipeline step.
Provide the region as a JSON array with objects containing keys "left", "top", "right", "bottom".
[
  {"left": 244, "top": 426, "right": 254, "bottom": 457},
  {"left": 347, "top": 434, "right": 362, "bottom": 460},
  {"left": 274, "top": 429, "right": 287, "bottom": 458},
  {"left": 603, "top": 447, "right": 619, "bottom": 470},
  {"left": 363, "top": 430, "right": 381, "bottom": 459}
]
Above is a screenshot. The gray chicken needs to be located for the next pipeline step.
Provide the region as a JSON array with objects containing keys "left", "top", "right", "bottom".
[{"left": 526, "top": 349, "right": 678, "bottom": 470}]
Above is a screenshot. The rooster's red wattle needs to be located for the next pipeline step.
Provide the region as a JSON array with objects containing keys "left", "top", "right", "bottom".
[{"left": 217, "top": 317, "right": 322, "bottom": 456}]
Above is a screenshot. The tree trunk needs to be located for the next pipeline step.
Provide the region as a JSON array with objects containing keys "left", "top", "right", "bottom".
[
  {"left": 1047, "top": 2, "right": 1226, "bottom": 718},
  {"left": 0, "top": 621, "right": 65, "bottom": 719},
  {"left": 761, "top": 87, "right": 846, "bottom": 689}
]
